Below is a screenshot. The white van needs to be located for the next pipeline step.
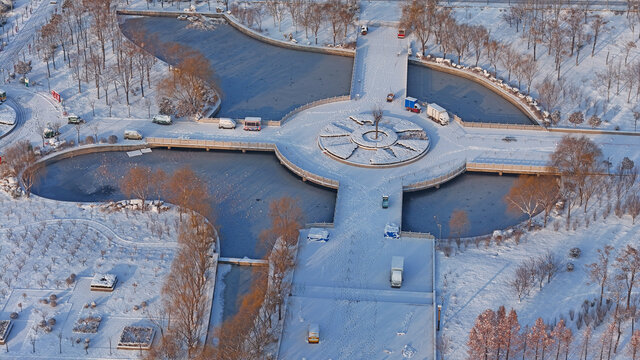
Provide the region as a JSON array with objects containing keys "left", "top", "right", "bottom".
[
  {"left": 152, "top": 114, "right": 173, "bottom": 125},
  {"left": 218, "top": 118, "right": 236, "bottom": 129},
  {"left": 124, "top": 130, "right": 142, "bottom": 140},
  {"left": 307, "top": 323, "right": 319, "bottom": 344}
]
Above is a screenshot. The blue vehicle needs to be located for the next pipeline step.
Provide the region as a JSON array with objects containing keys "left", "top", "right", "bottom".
[{"left": 404, "top": 97, "right": 421, "bottom": 113}]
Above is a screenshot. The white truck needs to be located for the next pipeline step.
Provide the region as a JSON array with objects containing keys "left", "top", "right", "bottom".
[
  {"left": 426, "top": 103, "right": 449, "bottom": 126},
  {"left": 390, "top": 256, "right": 404, "bottom": 288}
]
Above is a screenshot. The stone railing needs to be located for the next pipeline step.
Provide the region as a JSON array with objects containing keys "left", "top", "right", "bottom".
[
  {"left": 273, "top": 147, "right": 340, "bottom": 189},
  {"left": 145, "top": 137, "right": 340, "bottom": 189},
  {"left": 116, "top": 9, "right": 355, "bottom": 57},
  {"left": 466, "top": 161, "right": 557, "bottom": 175},
  {"left": 280, "top": 95, "right": 351, "bottom": 124},
  {"left": 409, "top": 58, "right": 544, "bottom": 127},
  {"left": 403, "top": 161, "right": 467, "bottom": 191},
  {"left": 453, "top": 115, "right": 545, "bottom": 131}
]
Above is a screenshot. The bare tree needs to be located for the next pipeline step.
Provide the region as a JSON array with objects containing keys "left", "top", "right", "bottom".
[
  {"left": 568, "top": 111, "right": 585, "bottom": 127},
  {"left": 591, "top": 15, "right": 608, "bottom": 57},
  {"left": 259, "top": 196, "right": 304, "bottom": 252},
  {"left": 587, "top": 245, "right": 614, "bottom": 307},
  {"left": 372, "top": 105, "right": 383, "bottom": 140},
  {"left": 470, "top": 25, "right": 489, "bottom": 67},
  {"left": 535, "top": 176, "right": 560, "bottom": 227},
  {"left": 588, "top": 115, "right": 602, "bottom": 128},
  {"left": 120, "top": 166, "right": 154, "bottom": 210},
  {"left": 550, "top": 136, "right": 603, "bottom": 210},
  {"left": 449, "top": 209, "right": 469, "bottom": 241},
  {"left": 504, "top": 175, "right": 543, "bottom": 228},
  {"left": 615, "top": 245, "right": 640, "bottom": 310},
  {"left": 308, "top": 4, "right": 324, "bottom": 45},
  {"left": 537, "top": 76, "right": 561, "bottom": 112},
  {"left": 467, "top": 309, "right": 496, "bottom": 359}
]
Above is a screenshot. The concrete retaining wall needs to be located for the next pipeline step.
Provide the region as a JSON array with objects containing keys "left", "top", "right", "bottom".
[
  {"left": 116, "top": 9, "right": 355, "bottom": 58},
  {"left": 36, "top": 143, "right": 148, "bottom": 166},
  {"left": 409, "top": 59, "right": 544, "bottom": 128}
]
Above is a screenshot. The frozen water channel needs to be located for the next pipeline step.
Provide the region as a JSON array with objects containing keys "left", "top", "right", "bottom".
[
  {"left": 120, "top": 16, "right": 353, "bottom": 120},
  {"left": 403, "top": 173, "right": 528, "bottom": 238},
  {"left": 31, "top": 149, "right": 337, "bottom": 259},
  {"left": 407, "top": 63, "right": 535, "bottom": 125}
]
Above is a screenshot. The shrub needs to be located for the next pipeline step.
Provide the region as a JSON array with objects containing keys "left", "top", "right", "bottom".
[
  {"left": 566, "top": 262, "right": 575, "bottom": 272},
  {"left": 108, "top": 135, "right": 118, "bottom": 144},
  {"left": 48, "top": 318, "right": 56, "bottom": 326},
  {"left": 9, "top": 312, "right": 18, "bottom": 319},
  {"left": 569, "top": 248, "right": 581, "bottom": 258},
  {"left": 84, "top": 136, "right": 95, "bottom": 144},
  {"left": 99, "top": 137, "right": 107, "bottom": 144},
  {"left": 49, "top": 294, "right": 57, "bottom": 301},
  {"left": 50, "top": 300, "right": 57, "bottom": 307}
]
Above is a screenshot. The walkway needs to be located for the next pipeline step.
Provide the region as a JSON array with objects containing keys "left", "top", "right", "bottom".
[{"left": 352, "top": 26, "right": 408, "bottom": 102}]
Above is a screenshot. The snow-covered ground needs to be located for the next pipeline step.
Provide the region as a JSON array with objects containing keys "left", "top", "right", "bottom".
[
  {"left": 0, "top": 184, "right": 184, "bottom": 358},
  {"left": 439, "top": 205, "right": 640, "bottom": 359},
  {"left": 446, "top": 6, "right": 640, "bottom": 131}
]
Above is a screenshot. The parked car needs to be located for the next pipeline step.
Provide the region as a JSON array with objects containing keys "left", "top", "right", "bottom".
[
  {"left": 397, "top": 29, "right": 406, "bottom": 39},
  {"left": 360, "top": 25, "right": 368, "bottom": 35},
  {"left": 152, "top": 114, "right": 172, "bottom": 125},
  {"left": 386, "top": 93, "right": 394, "bottom": 102},
  {"left": 307, "top": 324, "right": 320, "bottom": 344},
  {"left": 382, "top": 195, "right": 389, "bottom": 208},
  {"left": 67, "top": 114, "right": 84, "bottom": 124},
  {"left": 218, "top": 118, "right": 236, "bottom": 129},
  {"left": 177, "top": 14, "right": 188, "bottom": 20},
  {"left": 124, "top": 130, "right": 143, "bottom": 140}
]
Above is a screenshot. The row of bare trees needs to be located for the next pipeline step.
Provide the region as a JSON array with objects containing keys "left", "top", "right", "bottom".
[
  {"left": 120, "top": 165, "right": 211, "bottom": 219},
  {"left": 231, "top": 0, "right": 358, "bottom": 46},
  {"left": 504, "top": 136, "right": 639, "bottom": 232},
  {"left": 156, "top": 42, "right": 218, "bottom": 118},
  {"left": 144, "top": 168, "right": 216, "bottom": 359},
  {"left": 583, "top": 243, "right": 640, "bottom": 357},
  {"left": 468, "top": 306, "right": 572, "bottom": 360},
  {"left": 0, "top": 140, "right": 42, "bottom": 197},
  {"left": 510, "top": 251, "right": 562, "bottom": 302},
  {"left": 30, "top": 0, "right": 158, "bottom": 117},
  {"left": 401, "top": 0, "right": 539, "bottom": 95},
  {"left": 211, "top": 196, "right": 303, "bottom": 358}
]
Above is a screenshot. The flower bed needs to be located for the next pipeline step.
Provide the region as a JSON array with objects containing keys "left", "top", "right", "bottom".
[
  {"left": 72, "top": 316, "right": 102, "bottom": 334},
  {"left": 90, "top": 273, "right": 118, "bottom": 292},
  {"left": 0, "top": 320, "right": 12, "bottom": 345},
  {"left": 117, "top": 326, "right": 155, "bottom": 350}
]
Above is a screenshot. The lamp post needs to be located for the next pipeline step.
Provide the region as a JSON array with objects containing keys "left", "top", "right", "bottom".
[{"left": 433, "top": 215, "right": 442, "bottom": 239}]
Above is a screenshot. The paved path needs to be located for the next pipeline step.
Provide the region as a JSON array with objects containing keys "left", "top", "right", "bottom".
[{"left": 352, "top": 26, "right": 408, "bottom": 102}]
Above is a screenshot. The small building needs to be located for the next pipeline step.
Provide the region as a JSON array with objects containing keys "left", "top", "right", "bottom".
[
  {"left": 90, "top": 273, "right": 118, "bottom": 292},
  {"left": 0, "top": 320, "right": 12, "bottom": 345},
  {"left": 117, "top": 326, "right": 155, "bottom": 350}
]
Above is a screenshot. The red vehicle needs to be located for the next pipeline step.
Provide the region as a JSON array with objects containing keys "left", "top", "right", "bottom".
[{"left": 397, "top": 29, "right": 406, "bottom": 39}]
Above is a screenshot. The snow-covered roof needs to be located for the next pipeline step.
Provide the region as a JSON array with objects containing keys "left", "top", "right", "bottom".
[{"left": 90, "top": 273, "right": 117, "bottom": 288}]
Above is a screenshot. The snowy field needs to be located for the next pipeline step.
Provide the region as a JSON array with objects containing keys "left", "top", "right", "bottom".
[
  {"left": 438, "top": 207, "right": 640, "bottom": 359},
  {"left": 0, "top": 184, "right": 182, "bottom": 358}
]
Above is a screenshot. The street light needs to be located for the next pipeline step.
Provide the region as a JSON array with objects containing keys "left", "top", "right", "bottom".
[{"left": 433, "top": 215, "right": 442, "bottom": 239}]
